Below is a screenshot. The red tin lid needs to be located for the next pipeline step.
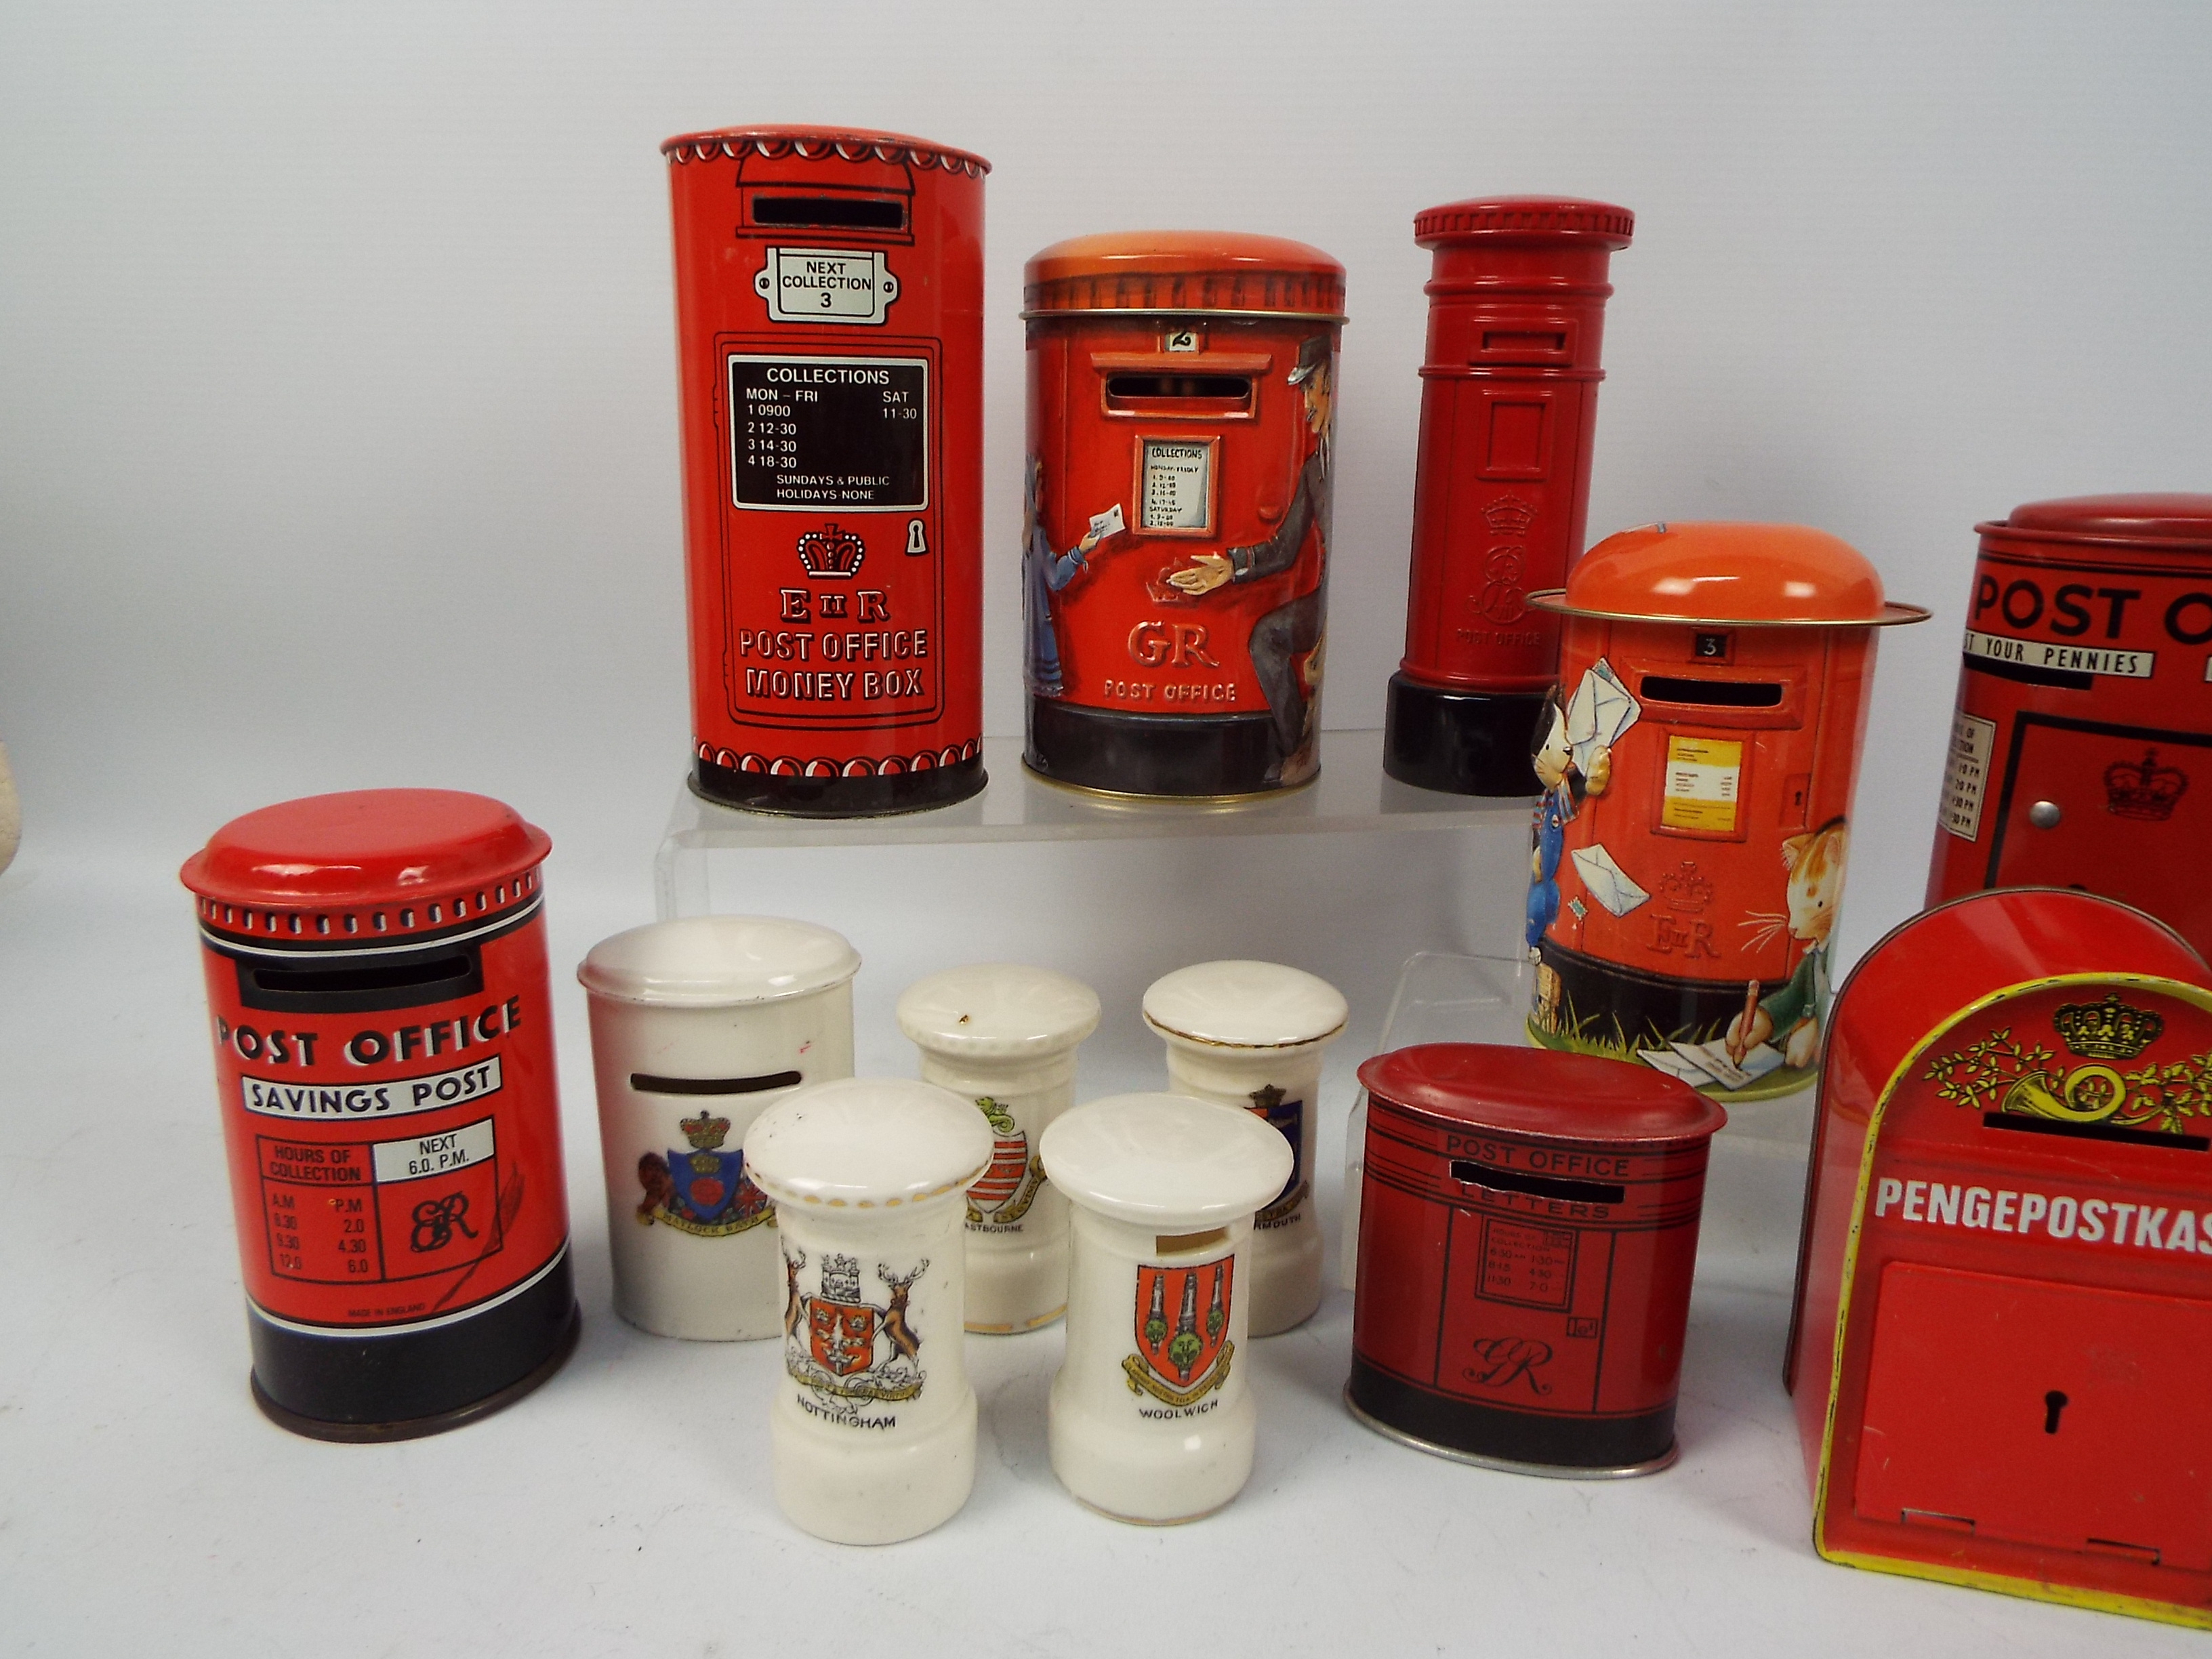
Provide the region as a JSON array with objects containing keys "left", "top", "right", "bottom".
[
  {"left": 1359, "top": 1044, "right": 1725, "bottom": 1146},
  {"left": 181, "top": 789, "right": 551, "bottom": 943},
  {"left": 1982, "top": 493, "right": 2212, "bottom": 550},
  {"left": 659, "top": 124, "right": 989, "bottom": 177},
  {"left": 1527, "top": 521, "right": 1929, "bottom": 628},
  {"left": 1414, "top": 196, "right": 1634, "bottom": 248},
  {"left": 1023, "top": 230, "right": 1346, "bottom": 319}
]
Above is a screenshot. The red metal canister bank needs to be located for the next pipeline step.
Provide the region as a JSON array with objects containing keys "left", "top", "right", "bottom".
[
  {"left": 181, "top": 790, "right": 579, "bottom": 1439},
  {"left": 1022, "top": 232, "right": 1346, "bottom": 798},
  {"left": 1384, "top": 197, "right": 1635, "bottom": 796},
  {"left": 1349, "top": 1044, "right": 1725, "bottom": 1473},
  {"left": 1788, "top": 887, "right": 2212, "bottom": 1626},
  {"left": 1522, "top": 523, "right": 1927, "bottom": 1099},
  {"left": 1926, "top": 495, "right": 2212, "bottom": 958},
  {"left": 665, "top": 126, "right": 988, "bottom": 814}
]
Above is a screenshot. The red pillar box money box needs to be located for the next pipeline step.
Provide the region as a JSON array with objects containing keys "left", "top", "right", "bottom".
[
  {"left": 1521, "top": 523, "right": 1927, "bottom": 1099},
  {"left": 1786, "top": 887, "right": 2212, "bottom": 1627},
  {"left": 180, "top": 790, "right": 579, "bottom": 1439},
  {"left": 665, "top": 127, "right": 988, "bottom": 815},
  {"left": 1926, "top": 495, "right": 2212, "bottom": 958},
  {"left": 1021, "top": 232, "right": 1346, "bottom": 798},
  {"left": 1383, "top": 197, "right": 1635, "bottom": 797},
  {"left": 1349, "top": 1044, "right": 1725, "bottom": 1474}
]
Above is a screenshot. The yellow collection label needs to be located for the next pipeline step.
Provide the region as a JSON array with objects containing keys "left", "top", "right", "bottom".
[{"left": 1661, "top": 735, "right": 1742, "bottom": 832}]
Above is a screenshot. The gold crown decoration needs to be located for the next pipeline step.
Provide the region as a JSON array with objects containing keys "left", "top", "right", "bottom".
[
  {"left": 680, "top": 1111, "right": 732, "bottom": 1150},
  {"left": 1481, "top": 495, "right": 1538, "bottom": 538},
  {"left": 796, "top": 523, "right": 865, "bottom": 579},
  {"left": 2053, "top": 993, "right": 2163, "bottom": 1061},
  {"left": 2104, "top": 749, "right": 2188, "bottom": 822},
  {"left": 1657, "top": 861, "right": 1714, "bottom": 913}
]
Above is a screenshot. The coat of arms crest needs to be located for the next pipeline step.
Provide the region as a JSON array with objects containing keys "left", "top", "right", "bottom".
[
  {"left": 1124, "top": 1254, "right": 1235, "bottom": 1408},
  {"left": 965, "top": 1096, "right": 1046, "bottom": 1226},
  {"left": 781, "top": 1247, "right": 928, "bottom": 1405},
  {"left": 636, "top": 1110, "right": 774, "bottom": 1237},
  {"left": 1246, "top": 1084, "right": 1307, "bottom": 1229}
]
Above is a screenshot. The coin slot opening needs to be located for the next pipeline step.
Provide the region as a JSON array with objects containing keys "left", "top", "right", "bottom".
[
  {"left": 630, "top": 1070, "right": 804, "bottom": 1096},
  {"left": 1639, "top": 676, "right": 1784, "bottom": 708},
  {"left": 1979, "top": 1112, "right": 2207, "bottom": 1151},
  {"left": 1480, "top": 329, "right": 1567, "bottom": 354},
  {"left": 750, "top": 195, "right": 906, "bottom": 231},
  {"left": 1155, "top": 1228, "right": 1229, "bottom": 1254},
  {"left": 1450, "top": 1160, "right": 1625, "bottom": 1205},
  {"left": 1105, "top": 374, "right": 1253, "bottom": 411},
  {"left": 238, "top": 947, "right": 483, "bottom": 1013}
]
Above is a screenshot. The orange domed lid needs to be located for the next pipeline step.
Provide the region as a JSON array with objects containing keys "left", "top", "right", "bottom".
[
  {"left": 1528, "top": 522, "right": 1929, "bottom": 628},
  {"left": 1023, "top": 231, "right": 1345, "bottom": 319}
]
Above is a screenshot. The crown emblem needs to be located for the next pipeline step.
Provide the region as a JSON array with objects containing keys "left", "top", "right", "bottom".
[
  {"left": 819, "top": 1252, "right": 863, "bottom": 1305},
  {"left": 2053, "top": 993, "right": 2163, "bottom": 1061},
  {"left": 1657, "top": 861, "right": 1713, "bottom": 913},
  {"left": 1250, "top": 1082, "right": 1286, "bottom": 1111},
  {"left": 1481, "top": 495, "right": 1537, "bottom": 537},
  {"left": 2104, "top": 749, "right": 2188, "bottom": 821},
  {"left": 679, "top": 1111, "right": 731, "bottom": 1151},
  {"left": 796, "top": 523, "right": 865, "bottom": 579}
]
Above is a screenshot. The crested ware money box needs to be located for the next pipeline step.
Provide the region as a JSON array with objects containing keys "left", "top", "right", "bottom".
[
  {"left": 1040, "top": 1092, "right": 1294, "bottom": 1523},
  {"left": 1020, "top": 231, "right": 1346, "bottom": 798},
  {"left": 1925, "top": 495, "right": 2212, "bottom": 959},
  {"left": 1522, "top": 521, "right": 1927, "bottom": 1100},
  {"left": 895, "top": 962, "right": 1101, "bottom": 1332},
  {"left": 744, "top": 1077, "right": 993, "bottom": 1544},
  {"left": 1351, "top": 1044, "right": 1724, "bottom": 1475},
  {"left": 1788, "top": 887, "right": 2212, "bottom": 1627},
  {"left": 1142, "top": 960, "right": 1347, "bottom": 1334},
  {"left": 665, "top": 126, "right": 989, "bottom": 815},
  {"left": 1383, "top": 197, "right": 1635, "bottom": 797},
  {"left": 578, "top": 916, "right": 859, "bottom": 1340},
  {"left": 181, "top": 790, "right": 580, "bottom": 1439}
]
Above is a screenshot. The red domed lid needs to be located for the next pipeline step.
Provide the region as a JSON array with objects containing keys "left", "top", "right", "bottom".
[
  {"left": 1358, "top": 1044, "right": 1725, "bottom": 1146},
  {"left": 659, "top": 125, "right": 989, "bottom": 176},
  {"left": 1023, "top": 231, "right": 1345, "bottom": 319},
  {"left": 1986, "top": 493, "right": 2212, "bottom": 549},
  {"left": 1528, "top": 522, "right": 1929, "bottom": 628},
  {"left": 1414, "top": 196, "right": 1633, "bottom": 248},
  {"left": 182, "top": 789, "right": 551, "bottom": 942}
]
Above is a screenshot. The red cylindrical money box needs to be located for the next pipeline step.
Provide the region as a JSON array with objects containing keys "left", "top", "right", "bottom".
[
  {"left": 1349, "top": 1044, "right": 1724, "bottom": 1474},
  {"left": 665, "top": 126, "right": 988, "bottom": 815},
  {"left": 1522, "top": 523, "right": 1927, "bottom": 1101},
  {"left": 1788, "top": 888, "right": 2212, "bottom": 1626},
  {"left": 1383, "top": 197, "right": 1634, "bottom": 797},
  {"left": 1021, "top": 232, "right": 1346, "bottom": 798},
  {"left": 1925, "top": 495, "right": 2212, "bottom": 958},
  {"left": 181, "top": 790, "right": 579, "bottom": 1439}
]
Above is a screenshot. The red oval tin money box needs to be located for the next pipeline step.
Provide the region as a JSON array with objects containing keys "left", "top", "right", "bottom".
[
  {"left": 665, "top": 126, "right": 988, "bottom": 815},
  {"left": 1021, "top": 232, "right": 1346, "bottom": 798},
  {"left": 1925, "top": 495, "right": 2212, "bottom": 958},
  {"left": 1522, "top": 523, "right": 1927, "bottom": 1100},
  {"left": 1787, "top": 887, "right": 2212, "bottom": 1627},
  {"left": 1383, "top": 197, "right": 1635, "bottom": 797},
  {"left": 180, "top": 790, "right": 579, "bottom": 1439},
  {"left": 1349, "top": 1044, "right": 1725, "bottom": 1473}
]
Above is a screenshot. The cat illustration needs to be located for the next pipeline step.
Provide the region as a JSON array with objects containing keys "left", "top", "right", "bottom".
[{"left": 1726, "top": 817, "right": 1847, "bottom": 1072}]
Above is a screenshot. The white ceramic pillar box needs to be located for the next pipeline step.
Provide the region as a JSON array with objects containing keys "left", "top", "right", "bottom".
[
  {"left": 743, "top": 1078, "right": 994, "bottom": 1547},
  {"left": 1141, "top": 960, "right": 1347, "bottom": 1336},
  {"left": 895, "top": 963, "right": 1101, "bottom": 1333},
  {"left": 1040, "top": 1092, "right": 1293, "bottom": 1525},
  {"left": 577, "top": 916, "right": 858, "bottom": 1341}
]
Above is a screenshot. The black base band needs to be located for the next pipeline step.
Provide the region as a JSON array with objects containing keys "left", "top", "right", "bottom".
[
  {"left": 1382, "top": 675, "right": 1547, "bottom": 797},
  {"left": 1025, "top": 697, "right": 1291, "bottom": 797},
  {"left": 693, "top": 753, "right": 985, "bottom": 817},
  {"left": 1347, "top": 1353, "right": 1675, "bottom": 1469},
  {"left": 246, "top": 1250, "right": 580, "bottom": 1440}
]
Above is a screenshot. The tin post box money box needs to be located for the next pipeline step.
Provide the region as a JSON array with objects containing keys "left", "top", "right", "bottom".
[
  {"left": 744, "top": 1077, "right": 992, "bottom": 1544},
  {"left": 1040, "top": 1092, "right": 1293, "bottom": 1523},
  {"left": 1787, "top": 887, "right": 2212, "bottom": 1627},
  {"left": 578, "top": 916, "right": 859, "bottom": 1341},
  {"left": 895, "top": 962, "right": 1101, "bottom": 1333},
  {"left": 1926, "top": 495, "right": 2212, "bottom": 959},
  {"left": 665, "top": 126, "right": 988, "bottom": 815},
  {"left": 180, "top": 790, "right": 580, "bottom": 1439},
  {"left": 1382, "top": 197, "right": 1635, "bottom": 797},
  {"left": 1522, "top": 522, "right": 1927, "bottom": 1099},
  {"left": 1021, "top": 231, "right": 1347, "bottom": 798},
  {"left": 1350, "top": 1044, "right": 1723, "bottom": 1474},
  {"left": 1141, "top": 960, "right": 1347, "bottom": 1334}
]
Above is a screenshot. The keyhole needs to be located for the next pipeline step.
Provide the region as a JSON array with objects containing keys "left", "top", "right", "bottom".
[{"left": 2043, "top": 1390, "right": 2069, "bottom": 1435}]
